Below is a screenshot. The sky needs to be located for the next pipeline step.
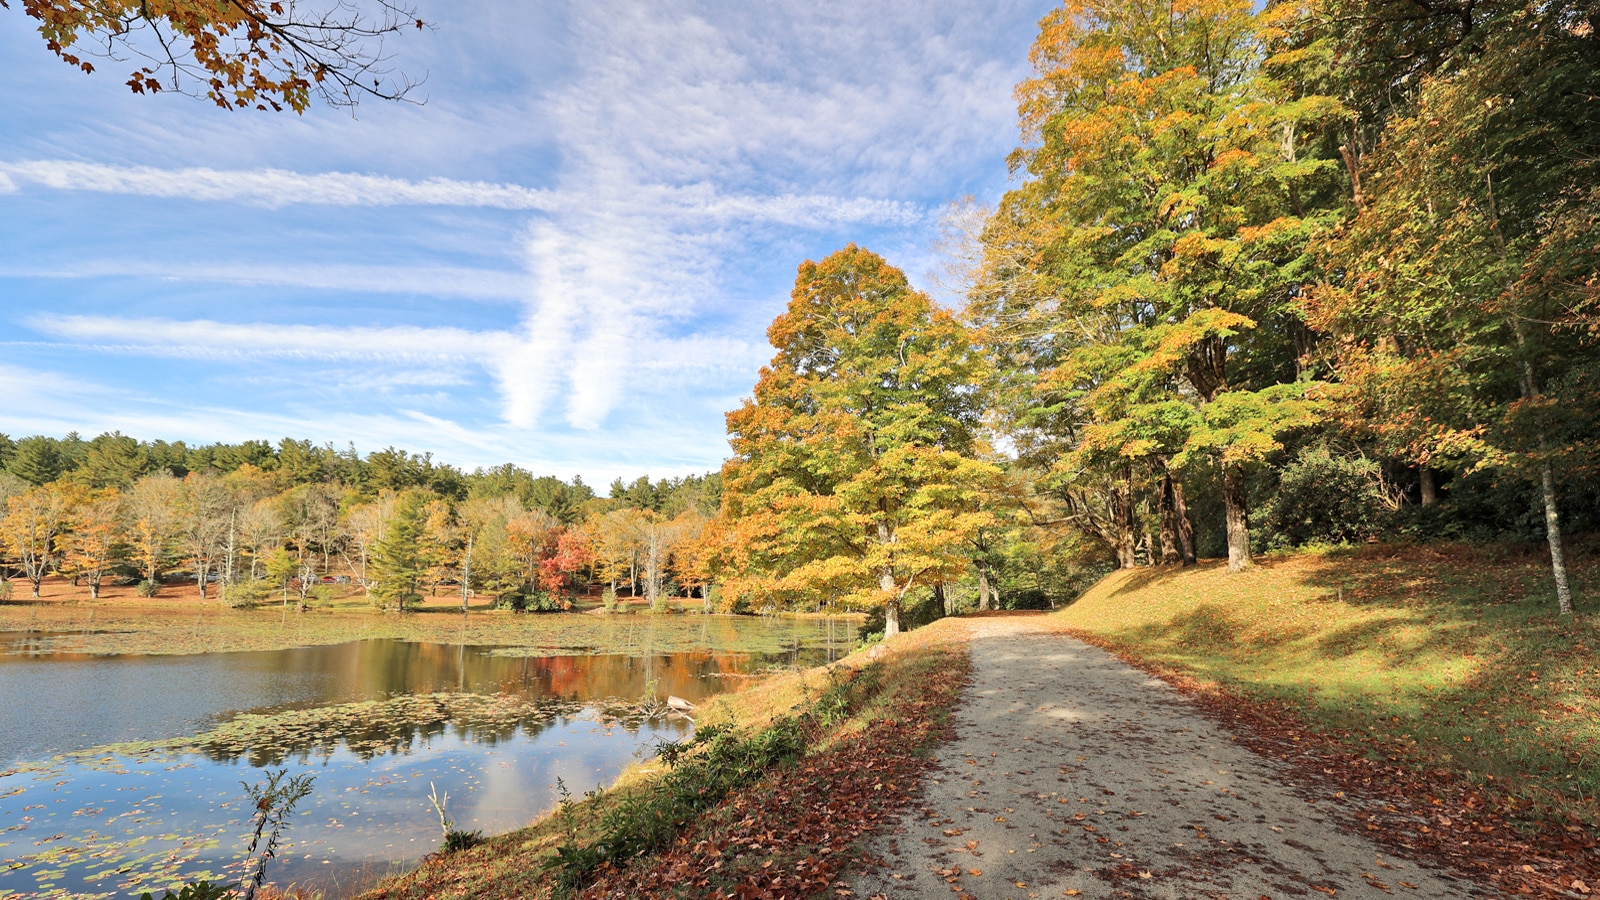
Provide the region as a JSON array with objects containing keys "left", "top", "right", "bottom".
[{"left": 0, "top": 1, "right": 1048, "bottom": 484}]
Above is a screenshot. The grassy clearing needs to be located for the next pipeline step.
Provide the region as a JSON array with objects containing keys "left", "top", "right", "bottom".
[
  {"left": 1049, "top": 543, "right": 1600, "bottom": 824},
  {"left": 360, "top": 617, "right": 972, "bottom": 900}
]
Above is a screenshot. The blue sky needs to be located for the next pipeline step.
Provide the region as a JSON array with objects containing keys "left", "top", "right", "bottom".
[{"left": 0, "top": 1, "right": 1047, "bottom": 483}]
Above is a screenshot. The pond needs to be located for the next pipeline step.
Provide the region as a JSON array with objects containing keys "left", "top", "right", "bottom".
[{"left": 0, "top": 612, "right": 855, "bottom": 899}]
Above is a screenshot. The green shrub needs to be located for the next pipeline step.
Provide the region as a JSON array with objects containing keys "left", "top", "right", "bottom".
[
  {"left": 1261, "top": 447, "right": 1387, "bottom": 549},
  {"left": 0, "top": 579, "right": 12, "bottom": 602},
  {"left": 545, "top": 669, "right": 866, "bottom": 894},
  {"left": 601, "top": 585, "right": 618, "bottom": 611},
  {"left": 493, "top": 586, "right": 561, "bottom": 612},
  {"left": 303, "top": 584, "right": 337, "bottom": 610},
  {"left": 135, "top": 579, "right": 160, "bottom": 598},
  {"left": 222, "top": 579, "right": 273, "bottom": 609}
]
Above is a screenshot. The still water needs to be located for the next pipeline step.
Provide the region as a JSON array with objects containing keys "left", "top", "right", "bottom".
[{"left": 0, "top": 616, "right": 852, "bottom": 899}]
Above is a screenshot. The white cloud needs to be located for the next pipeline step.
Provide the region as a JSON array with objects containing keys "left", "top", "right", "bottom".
[
  {"left": 0, "top": 161, "right": 560, "bottom": 211},
  {"left": 3, "top": 260, "right": 529, "bottom": 301},
  {"left": 0, "top": 159, "right": 924, "bottom": 226},
  {"left": 30, "top": 315, "right": 515, "bottom": 364}
]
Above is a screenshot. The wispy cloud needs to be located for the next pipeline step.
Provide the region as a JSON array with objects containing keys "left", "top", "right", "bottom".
[
  {"left": 28, "top": 314, "right": 515, "bottom": 364},
  {"left": 0, "top": 161, "right": 561, "bottom": 211},
  {"left": 3, "top": 261, "right": 529, "bottom": 301},
  {"left": 0, "top": 159, "right": 924, "bottom": 226}
]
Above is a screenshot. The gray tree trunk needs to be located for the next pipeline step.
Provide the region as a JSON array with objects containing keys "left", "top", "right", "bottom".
[
  {"left": 1222, "top": 463, "right": 1252, "bottom": 572},
  {"left": 1419, "top": 467, "right": 1438, "bottom": 506}
]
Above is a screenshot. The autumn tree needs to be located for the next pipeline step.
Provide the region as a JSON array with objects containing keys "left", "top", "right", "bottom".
[
  {"left": 0, "top": 484, "right": 67, "bottom": 597},
  {"left": 58, "top": 486, "right": 122, "bottom": 598},
  {"left": 6, "top": 0, "right": 427, "bottom": 112},
  {"left": 721, "top": 245, "right": 997, "bottom": 637},
  {"left": 975, "top": 0, "right": 1340, "bottom": 570},
  {"left": 125, "top": 470, "right": 184, "bottom": 591},
  {"left": 178, "top": 471, "right": 232, "bottom": 599},
  {"left": 1305, "top": 0, "right": 1600, "bottom": 613},
  {"left": 342, "top": 491, "right": 397, "bottom": 597},
  {"left": 539, "top": 529, "right": 594, "bottom": 608}
]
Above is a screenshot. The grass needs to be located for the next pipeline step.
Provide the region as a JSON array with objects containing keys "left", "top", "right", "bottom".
[
  {"left": 358, "top": 617, "right": 973, "bottom": 900},
  {"left": 1048, "top": 542, "right": 1600, "bottom": 825}
]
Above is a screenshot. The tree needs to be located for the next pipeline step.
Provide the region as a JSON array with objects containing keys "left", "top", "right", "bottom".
[
  {"left": 58, "top": 486, "right": 122, "bottom": 598},
  {"left": 7, "top": 436, "right": 66, "bottom": 486},
  {"left": 980, "top": 0, "right": 1340, "bottom": 571},
  {"left": 77, "top": 431, "right": 148, "bottom": 488},
  {"left": 539, "top": 528, "right": 594, "bottom": 608},
  {"left": 125, "top": 471, "right": 184, "bottom": 591},
  {"left": 7, "top": 0, "right": 427, "bottom": 112},
  {"left": 368, "top": 489, "right": 429, "bottom": 611},
  {"left": 178, "top": 471, "right": 232, "bottom": 599},
  {"left": 0, "top": 484, "right": 67, "bottom": 597},
  {"left": 1305, "top": 0, "right": 1600, "bottom": 613},
  {"left": 589, "top": 507, "right": 646, "bottom": 596},
  {"left": 720, "top": 245, "right": 997, "bottom": 636}
]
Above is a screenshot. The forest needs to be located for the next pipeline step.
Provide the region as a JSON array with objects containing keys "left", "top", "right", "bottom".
[{"left": 0, "top": 431, "right": 721, "bottom": 612}]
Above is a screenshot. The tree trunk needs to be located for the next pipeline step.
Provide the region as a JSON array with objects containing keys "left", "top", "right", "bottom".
[
  {"left": 461, "top": 537, "right": 473, "bottom": 613},
  {"left": 880, "top": 563, "right": 900, "bottom": 638},
  {"left": 1157, "top": 474, "right": 1179, "bottom": 565},
  {"left": 1419, "top": 467, "right": 1438, "bottom": 506},
  {"left": 1539, "top": 462, "right": 1575, "bottom": 616},
  {"left": 933, "top": 583, "right": 947, "bottom": 618},
  {"left": 1222, "top": 462, "right": 1252, "bottom": 572},
  {"left": 1512, "top": 318, "right": 1574, "bottom": 616},
  {"left": 1114, "top": 480, "right": 1137, "bottom": 569},
  {"left": 1171, "top": 477, "right": 1197, "bottom": 566},
  {"left": 976, "top": 566, "right": 992, "bottom": 611}
]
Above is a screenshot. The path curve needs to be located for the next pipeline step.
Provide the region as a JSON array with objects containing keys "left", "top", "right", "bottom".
[{"left": 852, "top": 617, "right": 1481, "bottom": 899}]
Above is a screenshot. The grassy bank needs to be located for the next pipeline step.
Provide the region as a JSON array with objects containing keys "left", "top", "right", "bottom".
[
  {"left": 1049, "top": 543, "right": 1600, "bottom": 894},
  {"left": 360, "top": 617, "right": 971, "bottom": 900}
]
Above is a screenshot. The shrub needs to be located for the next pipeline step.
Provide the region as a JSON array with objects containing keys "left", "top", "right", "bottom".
[
  {"left": 601, "top": 585, "right": 618, "bottom": 611},
  {"left": 1260, "top": 447, "right": 1387, "bottom": 549},
  {"left": 302, "top": 584, "right": 337, "bottom": 610},
  {"left": 223, "top": 579, "right": 274, "bottom": 609},
  {"left": 0, "top": 579, "right": 12, "bottom": 602},
  {"left": 135, "top": 579, "right": 160, "bottom": 598},
  {"left": 493, "top": 586, "right": 561, "bottom": 613}
]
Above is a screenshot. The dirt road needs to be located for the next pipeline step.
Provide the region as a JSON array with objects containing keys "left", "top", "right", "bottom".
[{"left": 851, "top": 618, "right": 1481, "bottom": 899}]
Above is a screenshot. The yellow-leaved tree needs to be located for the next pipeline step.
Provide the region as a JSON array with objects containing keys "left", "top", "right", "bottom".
[{"left": 717, "top": 245, "right": 997, "bottom": 636}]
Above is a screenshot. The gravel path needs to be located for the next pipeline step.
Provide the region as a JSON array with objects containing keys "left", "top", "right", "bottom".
[{"left": 851, "top": 618, "right": 1482, "bottom": 900}]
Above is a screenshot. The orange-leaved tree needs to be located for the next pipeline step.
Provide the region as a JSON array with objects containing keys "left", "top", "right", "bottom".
[{"left": 719, "top": 245, "right": 997, "bottom": 636}]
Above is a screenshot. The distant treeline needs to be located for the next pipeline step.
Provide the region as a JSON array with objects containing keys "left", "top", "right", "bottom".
[{"left": 0, "top": 431, "right": 721, "bottom": 612}]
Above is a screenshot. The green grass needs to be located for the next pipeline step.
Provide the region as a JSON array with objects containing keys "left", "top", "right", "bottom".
[{"left": 1051, "top": 542, "right": 1600, "bottom": 822}]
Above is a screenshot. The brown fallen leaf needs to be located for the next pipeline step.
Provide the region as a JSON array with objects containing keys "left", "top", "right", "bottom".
[{"left": 967, "top": 868, "right": 982, "bottom": 876}]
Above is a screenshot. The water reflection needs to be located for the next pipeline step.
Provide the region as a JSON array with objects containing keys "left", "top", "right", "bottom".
[
  {"left": 0, "top": 618, "right": 853, "bottom": 899},
  {"left": 0, "top": 629, "right": 846, "bottom": 766}
]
